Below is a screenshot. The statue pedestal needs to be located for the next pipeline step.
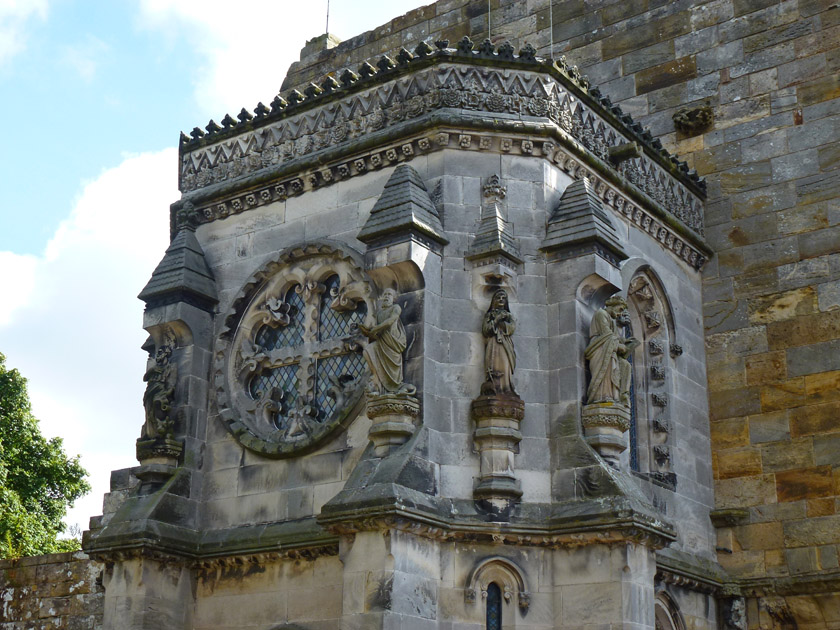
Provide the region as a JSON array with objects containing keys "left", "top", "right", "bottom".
[
  {"left": 135, "top": 437, "right": 183, "bottom": 484},
  {"left": 367, "top": 393, "right": 420, "bottom": 457},
  {"left": 581, "top": 402, "right": 630, "bottom": 468},
  {"left": 471, "top": 395, "right": 524, "bottom": 513}
]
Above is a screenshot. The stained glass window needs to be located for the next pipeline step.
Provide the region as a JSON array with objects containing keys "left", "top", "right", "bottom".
[{"left": 486, "top": 582, "right": 502, "bottom": 630}]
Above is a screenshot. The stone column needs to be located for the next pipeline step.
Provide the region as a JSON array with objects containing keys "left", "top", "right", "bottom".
[
  {"left": 367, "top": 393, "right": 420, "bottom": 457},
  {"left": 471, "top": 394, "right": 525, "bottom": 511},
  {"left": 581, "top": 402, "right": 630, "bottom": 468}
]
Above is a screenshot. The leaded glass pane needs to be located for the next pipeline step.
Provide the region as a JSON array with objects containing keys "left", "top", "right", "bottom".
[
  {"left": 315, "top": 353, "right": 366, "bottom": 421},
  {"left": 255, "top": 286, "right": 305, "bottom": 349},
  {"left": 249, "top": 365, "right": 298, "bottom": 426},
  {"left": 486, "top": 582, "right": 502, "bottom": 630},
  {"left": 319, "top": 275, "right": 367, "bottom": 340}
]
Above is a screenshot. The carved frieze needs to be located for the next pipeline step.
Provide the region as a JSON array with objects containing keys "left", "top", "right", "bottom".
[{"left": 179, "top": 61, "right": 705, "bottom": 238}]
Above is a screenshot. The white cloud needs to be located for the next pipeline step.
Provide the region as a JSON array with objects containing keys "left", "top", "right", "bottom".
[
  {"left": 61, "top": 35, "right": 110, "bottom": 82},
  {"left": 136, "top": 0, "right": 432, "bottom": 118},
  {"left": 0, "top": 149, "right": 177, "bottom": 533},
  {"left": 0, "top": 0, "right": 48, "bottom": 66}
]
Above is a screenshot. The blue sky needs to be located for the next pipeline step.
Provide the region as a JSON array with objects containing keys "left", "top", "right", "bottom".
[{"left": 0, "top": 0, "right": 430, "bottom": 535}]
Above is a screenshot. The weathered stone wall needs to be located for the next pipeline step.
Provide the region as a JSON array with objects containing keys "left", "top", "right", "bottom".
[
  {"left": 282, "top": 0, "right": 840, "bottom": 617},
  {"left": 0, "top": 551, "right": 104, "bottom": 630}
]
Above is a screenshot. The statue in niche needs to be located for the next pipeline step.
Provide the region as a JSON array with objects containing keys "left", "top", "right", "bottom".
[
  {"left": 585, "top": 296, "right": 639, "bottom": 407},
  {"left": 480, "top": 289, "right": 518, "bottom": 397},
  {"left": 359, "top": 288, "right": 415, "bottom": 396},
  {"left": 141, "top": 333, "right": 177, "bottom": 440}
]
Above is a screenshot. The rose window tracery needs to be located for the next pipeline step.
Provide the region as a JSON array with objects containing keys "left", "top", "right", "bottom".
[{"left": 215, "top": 244, "right": 374, "bottom": 457}]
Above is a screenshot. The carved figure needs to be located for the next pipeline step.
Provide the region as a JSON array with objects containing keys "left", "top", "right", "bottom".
[
  {"left": 359, "top": 289, "right": 415, "bottom": 395},
  {"left": 141, "top": 337, "right": 177, "bottom": 440},
  {"left": 584, "top": 296, "right": 639, "bottom": 407},
  {"left": 480, "top": 289, "right": 517, "bottom": 397}
]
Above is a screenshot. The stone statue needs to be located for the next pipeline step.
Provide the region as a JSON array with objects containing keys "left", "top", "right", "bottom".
[
  {"left": 141, "top": 337, "right": 177, "bottom": 440},
  {"left": 480, "top": 289, "right": 517, "bottom": 397},
  {"left": 359, "top": 288, "right": 415, "bottom": 395},
  {"left": 584, "top": 296, "right": 639, "bottom": 407}
]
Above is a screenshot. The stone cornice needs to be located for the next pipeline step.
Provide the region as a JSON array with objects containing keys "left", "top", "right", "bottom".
[
  {"left": 179, "top": 39, "right": 704, "bottom": 198},
  {"left": 175, "top": 125, "right": 710, "bottom": 270}
]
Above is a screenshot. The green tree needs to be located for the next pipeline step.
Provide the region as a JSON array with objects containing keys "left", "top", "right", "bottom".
[{"left": 0, "top": 353, "right": 90, "bottom": 558}]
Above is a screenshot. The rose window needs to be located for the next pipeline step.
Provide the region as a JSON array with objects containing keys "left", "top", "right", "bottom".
[{"left": 215, "top": 245, "right": 374, "bottom": 457}]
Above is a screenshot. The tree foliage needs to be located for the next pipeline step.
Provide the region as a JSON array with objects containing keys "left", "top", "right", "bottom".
[{"left": 0, "top": 353, "right": 90, "bottom": 558}]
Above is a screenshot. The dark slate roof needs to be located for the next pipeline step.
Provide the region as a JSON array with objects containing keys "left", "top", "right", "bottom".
[
  {"left": 138, "top": 226, "right": 218, "bottom": 312},
  {"left": 542, "top": 178, "right": 627, "bottom": 262},
  {"left": 357, "top": 164, "right": 447, "bottom": 245},
  {"left": 466, "top": 199, "right": 522, "bottom": 264}
]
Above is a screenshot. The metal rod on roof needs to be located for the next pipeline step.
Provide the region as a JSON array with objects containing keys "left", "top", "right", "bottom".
[
  {"left": 488, "top": 0, "right": 491, "bottom": 40},
  {"left": 549, "top": 0, "right": 554, "bottom": 60},
  {"left": 326, "top": 0, "right": 330, "bottom": 34}
]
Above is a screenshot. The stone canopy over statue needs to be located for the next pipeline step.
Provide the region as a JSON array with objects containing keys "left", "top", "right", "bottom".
[{"left": 584, "top": 296, "right": 639, "bottom": 408}]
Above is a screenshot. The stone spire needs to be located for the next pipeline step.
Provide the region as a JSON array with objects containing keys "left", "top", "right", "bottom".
[
  {"left": 138, "top": 211, "right": 218, "bottom": 312},
  {"left": 466, "top": 175, "right": 522, "bottom": 264},
  {"left": 357, "top": 163, "right": 447, "bottom": 246},
  {"left": 541, "top": 178, "right": 627, "bottom": 265}
]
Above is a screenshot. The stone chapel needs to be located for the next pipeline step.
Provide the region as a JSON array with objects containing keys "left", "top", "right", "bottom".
[{"left": 2, "top": 1, "right": 838, "bottom": 630}]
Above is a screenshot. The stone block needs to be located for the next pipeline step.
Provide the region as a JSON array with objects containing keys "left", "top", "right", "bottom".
[
  {"left": 720, "top": 161, "right": 773, "bottom": 194},
  {"left": 813, "top": 433, "right": 840, "bottom": 465},
  {"left": 799, "top": 225, "right": 840, "bottom": 260},
  {"left": 777, "top": 466, "right": 835, "bottom": 502},
  {"left": 710, "top": 386, "right": 762, "bottom": 421},
  {"left": 706, "top": 326, "right": 769, "bottom": 358},
  {"left": 675, "top": 24, "right": 719, "bottom": 57},
  {"left": 603, "top": 11, "right": 691, "bottom": 59},
  {"left": 636, "top": 56, "right": 698, "bottom": 95},
  {"left": 622, "top": 41, "right": 676, "bottom": 75},
  {"left": 806, "top": 497, "right": 835, "bottom": 517},
  {"left": 714, "top": 446, "right": 763, "bottom": 479},
  {"left": 778, "top": 255, "right": 834, "bottom": 291},
  {"left": 805, "top": 369, "right": 840, "bottom": 404},
  {"left": 784, "top": 513, "right": 840, "bottom": 545},
  {"left": 777, "top": 202, "right": 829, "bottom": 235},
  {"left": 745, "top": 351, "right": 787, "bottom": 386},
  {"left": 748, "top": 288, "right": 817, "bottom": 325},
  {"left": 761, "top": 438, "right": 815, "bottom": 472},
  {"left": 711, "top": 418, "right": 750, "bottom": 449},
  {"left": 708, "top": 355, "right": 746, "bottom": 391},
  {"left": 717, "top": 548, "right": 766, "bottom": 578},
  {"left": 786, "top": 547, "right": 821, "bottom": 574},
  {"left": 743, "top": 18, "right": 816, "bottom": 54},
  {"left": 691, "top": 0, "right": 735, "bottom": 29},
  {"left": 733, "top": 521, "right": 784, "bottom": 551},
  {"left": 730, "top": 182, "right": 796, "bottom": 218},
  {"left": 798, "top": 74, "right": 840, "bottom": 107},
  {"left": 720, "top": 1, "right": 799, "bottom": 43},
  {"left": 790, "top": 401, "right": 840, "bottom": 437},
  {"left": 777, "top": 53, "right": 827, "bottom": 88},
  {"left": 788, "top": 340, "right": 840, "bottom": 377},
  {"left": 760, "top": 377, "right": 807, "bottom": 412},
  {"left": 749, "top": 412, "right": 791, "bottom": 444},
  {"left": 767, "top": 311, "right": 840, "bottom": 349}
]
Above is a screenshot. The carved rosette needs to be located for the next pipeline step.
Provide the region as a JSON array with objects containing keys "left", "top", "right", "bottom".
[
  {"left": 581, "top": 402, "right": 631, "bottom": 468},
  {"left": 366, "top": 393, "right": 420, "bottom": 457},
  {"left": 214, "top": 243, "right": 374, "bottom": 457}
]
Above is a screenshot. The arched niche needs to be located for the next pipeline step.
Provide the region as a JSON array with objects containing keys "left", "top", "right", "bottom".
[
  {"left": 624, "top": 266, "right": 676, "bottom": 482},
  {"left": 655, "top": 590, "right": 687, "bottom": 630},
  {"left": 464, "top": 556, "right": 530, "bottom": 624}
]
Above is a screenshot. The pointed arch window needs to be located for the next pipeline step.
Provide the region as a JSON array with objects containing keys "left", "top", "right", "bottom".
[{"left": 626, "top": 271, "right": 676, "bottom": 487}]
